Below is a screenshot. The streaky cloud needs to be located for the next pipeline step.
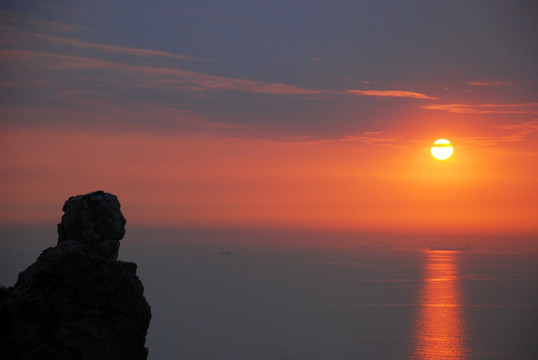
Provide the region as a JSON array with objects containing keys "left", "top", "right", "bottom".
[
  {"left": 454, "top": 119, "right": 538, "bottom": 156},
  {"left": 0, "top": 9, "right": 88, "bottom": 33},
  {"left": 496, "top": 120, "right": 538, "bottom": 133},
  {"left": 495, "top": 120, "right": 538, "bottom": 143},
  {"left": 467, "top": 80, "right": 511, "bottom": 87},
  {"left": 253, "top": 131, "right": 403, "bottom": 147},
  {"left": 347, "top": 89, "right": 436, "bottom": 100},
  {"left": 0, "top": 11, "right": 207, "bottom": 62},
  {"left": 34, "top": 34, "right": 207, "bottom": 61},
  {"left": 0, "top": 49, "right": 327, "bottom": 97},
  {"left": 421, "top": 103, "right": 538, "bottom": 115}
]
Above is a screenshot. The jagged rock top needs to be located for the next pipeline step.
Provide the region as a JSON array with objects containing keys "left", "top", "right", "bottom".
[
  {"left": 57, "top": 190, "right": 126, "bottom": 260},
  {"left": 1, "top": 191, "right": 151, "bottom": 360}
]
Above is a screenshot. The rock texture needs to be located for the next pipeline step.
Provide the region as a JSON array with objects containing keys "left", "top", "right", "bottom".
[
  {"left": 57, "top": 191, "right": 127, "bottom": 260},
  {"left": 0, "top": 191, "right": 151, "bottom": 360}
]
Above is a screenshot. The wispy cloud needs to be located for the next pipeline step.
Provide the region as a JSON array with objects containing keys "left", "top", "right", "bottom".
[
  {"left": 339, "top": 131, "right": 404, "bottom": 146},
  {"left": 3, "top": 40, "right": 426, "bottom": 100},
  {"left": 34, "top": 33, "right": 206, "bottom": 61},
  {"left": 257, "top": 131, "right": 403, "bottom": 147},
  {"left": 0, "top": 9, "right": 207, "bottom": 62},
  {"left": 347, "top": 89, "right": 436, "bottom": 100},
  {"left": 0, "top": 9, "right": 87, "bottom": 33},
  {"left": 454, "top": 120, "right": 538, "bottom": 157},
  {"left": 496, "top": 120, "right": 538, "bottom": 133},
  {"left": 0, "top": 96, "right": 236, "bottom": 135},
  {"left": 495, "top": 120, "right": 538, "bottom": 142},
  {"left": 421, "top": 103, "right": 538, "bottom": 115},
  {"left": 0, "top": 24, "right": 205, "bottom": 61},
  {"left": 1, "top": 12, "right": 436, "bottom": 103},
  {"left": 467, "top": 80, "right": 511, "bottom": 87},
  {"left": 0, "top": 49, "right": 329, "bottom": 97}
]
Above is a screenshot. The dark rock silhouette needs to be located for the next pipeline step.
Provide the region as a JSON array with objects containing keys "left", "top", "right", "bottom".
[
  {"left": 0, "top": 191, "right": 151, "bottom": 360},
  {"left": 57, "top": 191, "right": 127, "bottom": 260}
]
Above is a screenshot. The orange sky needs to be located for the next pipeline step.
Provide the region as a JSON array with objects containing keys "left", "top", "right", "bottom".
[
  {"left": 1, "top": 124, "right": 536, "bottom": 241},
  {"left": 1, "top": 3, "right": 537, "bottom": 251}
]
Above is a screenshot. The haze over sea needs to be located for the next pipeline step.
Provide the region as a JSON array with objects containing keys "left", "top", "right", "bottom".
[
  {"left": 1, "top": 226, "right": 536, "bottom": 360},
  {"left": 2, "top": 2, "right": 537, "bottom": 358}
]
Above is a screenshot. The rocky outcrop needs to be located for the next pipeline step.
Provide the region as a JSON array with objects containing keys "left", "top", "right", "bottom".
[
  {"left": 0, "top": 191, "right": 151, "bottom": 360},
  {"left": 57, "top": 191, "right": 127, "bottom": 260}
]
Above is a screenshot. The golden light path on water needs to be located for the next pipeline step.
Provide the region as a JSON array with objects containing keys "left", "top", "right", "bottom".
[{"left": 413, "top": 250, "right": 469, "bottom": 360}]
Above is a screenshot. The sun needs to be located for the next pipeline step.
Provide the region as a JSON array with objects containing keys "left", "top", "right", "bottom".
[{"left": 431, "top": 139, "right": 453, "bottom": 160}]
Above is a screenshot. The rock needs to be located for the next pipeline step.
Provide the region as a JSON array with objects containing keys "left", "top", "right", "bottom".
[
  {"left": 57, "top": 190, "right": 126, "bottom": 260},
  {"left": 0, "top": 191, "right": 151, "bottom": 360}
]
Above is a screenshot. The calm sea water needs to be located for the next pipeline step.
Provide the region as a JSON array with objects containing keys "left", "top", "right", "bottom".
[
  {"left": 126, "top": 241, "right": 537, "bottom": 360},
  {"left": 1, "top": 227, "right": 537, "bottom": 359}
]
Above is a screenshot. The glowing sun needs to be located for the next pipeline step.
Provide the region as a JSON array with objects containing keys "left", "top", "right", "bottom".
[{"left": 431, "top": 139, "right": 453, "bottom": 160}]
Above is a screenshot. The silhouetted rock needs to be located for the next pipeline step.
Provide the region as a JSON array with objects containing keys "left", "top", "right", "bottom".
[
  {"left": 57, "top": 190, "right": 126, "bottom": 260},
  {"left": 0, "top": 191, "right": 151, "bottom": 360}
]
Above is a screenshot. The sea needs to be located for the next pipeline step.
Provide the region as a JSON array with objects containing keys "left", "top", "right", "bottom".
[{"left": 1, "top": 226, "right": 537, "bottom": 360}]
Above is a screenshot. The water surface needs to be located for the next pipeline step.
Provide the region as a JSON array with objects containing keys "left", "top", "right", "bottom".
[{"left": 1, "top": 227, "right": 537, "bottom": 359}]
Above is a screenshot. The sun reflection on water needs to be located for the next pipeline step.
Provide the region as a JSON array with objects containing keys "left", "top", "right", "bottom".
[{"left": 413, "top": 250, "right": 469, "bottom": 360}]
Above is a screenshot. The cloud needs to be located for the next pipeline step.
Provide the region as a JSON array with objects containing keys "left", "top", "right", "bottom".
[
  {"left": 0, "top": 25, "right": 204, "bottom": 61},
  {"left": 496, "top": 120, "right": 538, "bottom": 133},
  {"left": 347, "top": 89, "right": 436, "bottom": 100},
  {"left": 256, "top": 131, "right": 404, "bottom": 147},
  {"left": 0, "top": 48, "right": 331, "bottom": 138},
  {"left": 455, "top": 120, "right": 538, "bottom": 157},
  {"left": 467, "top": 80, "right": 511, "bottom": 87},
  {"left": 1, "top": 13, "right": 435, "bottom": 102},
  {"left": 0, "top": 96, "right": 236, "bottom": 135},
  {"left": 34, "top": 34, "right": 206, "bottom": 61},
  {"left": 339, "top": 131, "right": 404, "bottom": 146},
  {"left": 0, "top": 49, "right": 328, "bottom": 98},
  {"left": 0, "top": 10, "right": 207, "bottom": 62},
  {"left": 0, "top": 45, "right": 440, "bottom": 140},
  {"left": 495, "top": 120, "right": 538, "bottom": 142},
  {"left": 0, "top": 9, "right": 87, "bottom": 33},
  {"left": 420, "top": 103, "right": 538, "bottom": 115}
]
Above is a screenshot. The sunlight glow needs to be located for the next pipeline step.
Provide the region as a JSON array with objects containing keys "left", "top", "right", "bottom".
[
  {"left": 431, "top": 139, "right": 454, "bottom": 160},
  {"left": 413, "top": 251, "right": 469, "bottom": 359}
]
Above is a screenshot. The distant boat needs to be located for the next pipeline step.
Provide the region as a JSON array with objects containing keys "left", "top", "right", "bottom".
[{"left": 428, "top": 244, "right": 472, "bottom": 252}]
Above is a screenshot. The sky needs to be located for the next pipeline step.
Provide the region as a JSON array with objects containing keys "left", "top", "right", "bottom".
[{"left": 1, "top": 1, "right": 537, "bottom": 249}]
